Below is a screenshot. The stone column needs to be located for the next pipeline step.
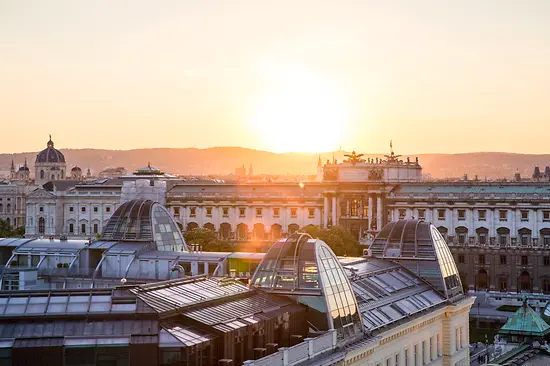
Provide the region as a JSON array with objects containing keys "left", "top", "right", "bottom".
[
  {"left": 368, "top": 196, "right": 373, "bottom": 230},
  {"left": 323, "top": 196, "right": 329, "bottom": 228},
  {"left": 346, "top": 200, "right": 350, "bottom": 217},
  {"left": 376, "top": 195, "right": 383, "bottom": 231},
  {"left": 331, "top": 196, "right": 337, "bottom": 227}
]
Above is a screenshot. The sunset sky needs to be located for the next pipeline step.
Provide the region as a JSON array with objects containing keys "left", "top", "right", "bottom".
[{"left": 1, "top": 0, "right": 550, "bottom": 154}]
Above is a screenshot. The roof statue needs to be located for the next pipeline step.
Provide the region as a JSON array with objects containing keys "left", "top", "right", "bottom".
[
  {"left": 384, "top": 140, "right": 401, "bottom": 163},
  {"left": 344, "top": 151, "right": 365, "bottom": 165}
]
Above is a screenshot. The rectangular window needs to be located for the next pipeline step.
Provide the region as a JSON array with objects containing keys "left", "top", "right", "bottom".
[
  {"left": 81, "top": 223, "right": 86, "bottom": 234},
  {"left": 521, "top": 255, "right": 528, "bottom": 265},
  {"left": 500, "top": 255, "right": 507, "bottom": 265},
  {"left": 39, "top": 206, "right": 44, "bottom": 212},
  {"left": 545, "top": 256, "right": 550, "bottom": 266},
  {"left": 458, "top": 234, "right": 466, "bottom": 244},
  {"left": 521, "top": 210, "right": 529, "bottom": 221},
  {"left": 458, "top": 254, "right": 465, "bottom": 264},
  {"left": 291, "top": 208, "right": 297, "bottom": 218},
  {"left": 437, "top": 334, "right": 441, "bottom": 356},
  {"left": 256, "top": 208, "right": 262, "bottom": 217},
  {"left": 308, "top": 208, "right": 315, "bottom": 218},
  {"left": 69, "top": 223, "right": 74, "bottom": 234},
  {"left": 386, "top": 359, "right": 390, "bottom": 366},
  {"left": 399, "top": 209, "right": 406, "bottom": 219},
  {"left": 479, "top": 234, "right": 487, "bottom": 245},
  {"left": 273, "top": 208, "right": 280, "bottom": 217},
  {"left": 239, "top": 208, "right": 246, "bottom": 217},
  {"left": 396, "top": 353, "right": 399, "bottom": 366},
  {"left": 438, "top": 209, "right": 445, "bottom": 220},
  {"left": 404, "top": 348, "right": 409, "bottom": 366},
  {"left": 418, "top": 209, "right": 425, "bottom": 220},
  {"left": 499, "top": 210, "right": 507, "bottom": 221},
  {"left": 479, "top": 254, "right": 485, "bottom": 264},
  {"left": 222, "top": 207, "right": 229, "bottom": 217},
  {"left": 544, "top": 211, "right": 550, "bottom": 222},
  {"left": 544, "top": 236, "right": 550, "bottom": 246},
  {"left": 499, "top": 234, "right": 507, "bottom": 246},
  {"left": 206, "top": 207, "right": 212, "bottom": 217},
  {"left": 456, "top": 328, "right": 460, "bottom": 350},
  {"left": 458, "top": 209, "right": 465, "bottom": 220},
  {"left": 478, "top": 209, "right": 486, "bottom": 221},
  {"left": 190, "top": 207, "right": 196, "bottom": 217},
  {"left": 81, "top": 206, "right": 86, "bottom": 213},
  {"left": 459, "top": 327, "right": 464, "bottom": 349},
  {"left": 106, "top": 206, "right": 111, "bottom": 213},
  {"left": 69, "top": 206, "right": 74, "bottom": 212},
  {"left": 173, "top": 207, "right": 180, "bottom": 216},
  {"left": 414, "top": 344, "right": 418, "bottom": 366},
  {"left": 422, "top": 341, "right": 426, "bottom": 365},
  {"left": 93, "top": 223, "right": 98, "bottom": 234},
  {"left": 93, "top": 206, "right": 98, "bottom": 213},
  {"left": 429, "top": 337, "right": 433, "bottom": 360},
  {"left": 521, "top": 235, "right": 529, "bottom": 246}
]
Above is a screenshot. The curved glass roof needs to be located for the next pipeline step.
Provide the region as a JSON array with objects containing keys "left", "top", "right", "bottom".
[
  {"left": 251, "top": 233, "right": 363, "bottom": 340},
  {"left": 101, "top": 199, "right": 188, "bottom": 252},
  {"left": 369, "top": 219, "right": 463, "bottom": 300}
]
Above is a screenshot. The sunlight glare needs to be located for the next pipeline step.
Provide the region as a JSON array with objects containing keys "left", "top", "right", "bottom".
[{"left": 249, "top": 63, "right": 350, "bottom": 153}]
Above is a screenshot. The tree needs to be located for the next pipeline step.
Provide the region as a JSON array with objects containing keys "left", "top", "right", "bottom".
[
  {"left": 184, "top": 227, "right": 236, "bottom": 252},
  {"left": 301, "top": 225, "right": 360, "bottom": 257},
  {"left": 0, "top": 219, "right": 25, "bottom": 238}
]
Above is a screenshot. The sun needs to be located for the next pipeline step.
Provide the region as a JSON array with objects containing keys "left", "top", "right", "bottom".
[{"left": 248, "top": 63, "right": 350, "bottom": 153}]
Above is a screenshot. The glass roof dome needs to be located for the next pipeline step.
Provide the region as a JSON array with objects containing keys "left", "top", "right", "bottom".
[
  {"left": 101, "top": 199, "right": 188, "bottom": 252},
  {"left": 369, "top": 219, "right": 463, "bottom": 301},
  {"left": 251, "top": 233, "right": 363, "bottom": 340}
]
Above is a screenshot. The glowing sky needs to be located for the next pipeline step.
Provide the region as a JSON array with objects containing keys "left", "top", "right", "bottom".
[{"left": 1, "top": 0, "right": 550, "bottom": 154}]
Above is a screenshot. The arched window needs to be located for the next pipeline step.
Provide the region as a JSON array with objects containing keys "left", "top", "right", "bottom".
[
  {"left": 61, "top": 170, "right": 64, "bottom": 179},
  {"left": 270, "top": 224, "right": 282, "bottom": 240},
  {"left": 186, "top": 222, "right": 198, "bottom": 232},
  {"left": 38, "top": 217, "right": 45, "bottom": 234},
  {"left": 236, "top": 223, "right": 248, "bottom": 240},
  {"left": 40, "top": 170, "right": 44, "bottom": 179},
  {"left": 6, "top": 204, "right": 10, "bottom": 214},
  {"left": 520, "top": 271, "right": 531, "bottom": 291},
  {"left": 288, "top": 223, "right": 299, "bottom": 234},
  {"left": 477, "top": 269, "right": 488, "bottom": 290},
  {"left": 253, "top": 223, "right": 265, "bottom": 240},
  {"left": 203, "top": 222, "right": 215, "bottom": 232},
  {"left": 220, "top": 223, "right": 231, "bottom": 239}
]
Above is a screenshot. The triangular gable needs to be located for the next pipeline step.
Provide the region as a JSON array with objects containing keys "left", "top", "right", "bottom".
[{"left": 27, "top": 188, "right": 56, "bottom": 199}]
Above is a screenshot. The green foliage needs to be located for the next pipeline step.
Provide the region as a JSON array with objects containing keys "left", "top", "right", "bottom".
[
  {"left": 184, "top": 227, "right": 236, "bottom": 252},
  {"left": 0, "top": 219, "right": 25, "bottom": 238},
  {"left": 301, "top": 225, "right": 360, "bottom": 257}
]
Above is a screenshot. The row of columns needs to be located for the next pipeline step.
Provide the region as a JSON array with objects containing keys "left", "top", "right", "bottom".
[{"left": 322, "top": 193, "right": 384, "bottom": 231}]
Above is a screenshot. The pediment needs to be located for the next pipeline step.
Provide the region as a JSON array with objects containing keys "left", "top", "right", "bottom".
[{"left": 27, "top": 189, "right": 56, "bottom": 199}]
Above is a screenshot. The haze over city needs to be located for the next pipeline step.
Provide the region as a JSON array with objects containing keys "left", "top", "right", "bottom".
[{"left": 2, "top": 0, "right": 550, "bottom": 154}]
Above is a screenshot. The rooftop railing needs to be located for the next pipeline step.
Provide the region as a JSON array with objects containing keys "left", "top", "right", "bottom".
[{"left": 243, "top": 330, "right": 337, "bottom": 366}]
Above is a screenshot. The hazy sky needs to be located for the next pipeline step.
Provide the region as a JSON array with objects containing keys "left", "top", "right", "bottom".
[{"left": 1, "top": 0, "right": 550, "bottom": 154}]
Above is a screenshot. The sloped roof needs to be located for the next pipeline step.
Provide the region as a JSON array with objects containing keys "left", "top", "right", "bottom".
[{"left": 499, "top": 301, "right": 550, "bottom": 337}]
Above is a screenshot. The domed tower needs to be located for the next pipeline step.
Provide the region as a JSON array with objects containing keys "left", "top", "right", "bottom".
[
  {"left": 16, "top": 159, "right": 30, "bottom": 181},
  {"left": 35, "top": 135, "right": 66, "bottom": 185},
  {"left": 70, "top": 166, "right": 82, "bottom": 179}
]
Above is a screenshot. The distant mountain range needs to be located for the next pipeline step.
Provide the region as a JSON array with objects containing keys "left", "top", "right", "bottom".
[{"left": 1, "top": 147, "right": 549, "bottom": 180}]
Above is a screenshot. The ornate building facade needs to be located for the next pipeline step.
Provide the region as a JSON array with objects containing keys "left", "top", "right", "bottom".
[
  {"left": 25, "top": 180, "right": 122, "bottom": 238},
  {"left": 387, "top": 183, "right": 550, "bottom": 293},
  {"left": 166, "top": 149, "right": 423, "bottom": 242}
]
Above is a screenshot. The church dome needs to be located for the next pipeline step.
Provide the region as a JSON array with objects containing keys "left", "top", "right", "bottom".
[
  {"left": 35, "top": 135, "right": 65, "bottom": 164},
  {"left": 71, "top": 166, "right": 82, "bottom": 172}
]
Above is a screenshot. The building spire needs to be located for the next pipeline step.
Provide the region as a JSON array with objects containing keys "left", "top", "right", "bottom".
[
  {"left": 317, "top": 155, "right": 322, "bottom": 167},
  {"left": 10, "top": 159, "right": 15, "bottom": 171}
]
